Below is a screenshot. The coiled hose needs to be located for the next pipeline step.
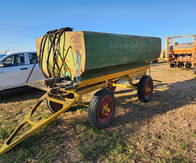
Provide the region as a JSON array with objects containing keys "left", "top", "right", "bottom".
[{"left": 38, "top": 27, "right": 74, "bottom": 88}]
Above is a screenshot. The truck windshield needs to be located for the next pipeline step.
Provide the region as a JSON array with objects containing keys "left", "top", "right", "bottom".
[{"left": 0, "top": 54, "right": 6, "bottom": 60}]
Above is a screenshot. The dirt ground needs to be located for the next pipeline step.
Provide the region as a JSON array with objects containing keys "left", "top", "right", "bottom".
[{"left": 0, "top": 63, "right": 195, "bottom": 162}]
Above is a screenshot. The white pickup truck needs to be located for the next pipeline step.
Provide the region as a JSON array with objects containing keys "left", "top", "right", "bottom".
[{"left": 0, "top": 51, "right": 45, "bottom": 91}]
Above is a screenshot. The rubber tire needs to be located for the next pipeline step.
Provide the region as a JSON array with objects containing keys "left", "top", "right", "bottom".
[
  {"left": 137, "top": 75, "right": 153, "bottom": 103},
  {"left": 88, "top": 89, "right": 116, "bottom": 129},
  {"left": 47, "top": 100, "right": 63, "bottom": 114},
  {"left": 194, "top": 65, "right": 196, "bottom": 74}
]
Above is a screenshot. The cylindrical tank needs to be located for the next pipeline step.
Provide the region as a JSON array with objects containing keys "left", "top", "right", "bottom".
[{"left": 36, "top": 29, "right": 161, "bottom": 82}]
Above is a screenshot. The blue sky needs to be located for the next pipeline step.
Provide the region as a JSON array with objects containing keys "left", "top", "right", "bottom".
[{"left": 0, "top": 0, "right": 195, "bottom": 52}]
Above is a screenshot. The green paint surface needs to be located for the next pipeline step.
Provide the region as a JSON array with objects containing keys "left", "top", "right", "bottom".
[{"left": 83, "top": 31, "right": 161, "bottom": 71}]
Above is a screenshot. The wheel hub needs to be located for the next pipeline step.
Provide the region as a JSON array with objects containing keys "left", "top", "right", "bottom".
[
  {"left": 145, "top": 87, "right": 151, "bottom": 93},
  {"left": 145, "top": 81, "right": 152, "bottom": 97},
  {"left": 102, "top": 104, "right": 111, "bottom": 116},
  {"left": 99, "top": 98, "right": 113, "bottom": 122}
]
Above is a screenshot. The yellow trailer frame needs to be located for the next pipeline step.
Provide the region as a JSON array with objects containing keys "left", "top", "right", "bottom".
[{"left": 0, "top": 65, "right": 149, "bottom": 155}]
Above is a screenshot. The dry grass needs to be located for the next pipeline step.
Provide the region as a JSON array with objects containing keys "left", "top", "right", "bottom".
[{"left": 0, "top": 63, "right": 195, "bottom": 162}]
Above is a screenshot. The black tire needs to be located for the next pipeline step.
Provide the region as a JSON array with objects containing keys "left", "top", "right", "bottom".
[
  {"left": 194, "top": 65, "right": 196, "bottom": 74},
  {"left": 88, "top": 89, "right": 116, "bottom": 129},
  {"left": 186, "top": 62, "right": 192, "bottom": 69},
  {"left": 138, "top": 75, "right": 153, "bottom": 103},
  {"left": 170, "top": 63, "right": 174, "bottom": 68},
  {"left": 47, "top": 100, "right": 63, "bottom": 114}
]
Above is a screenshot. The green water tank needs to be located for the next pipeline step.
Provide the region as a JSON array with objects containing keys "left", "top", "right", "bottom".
[{"left": 36, "top": 29, "right": 161, "bottom": 81}]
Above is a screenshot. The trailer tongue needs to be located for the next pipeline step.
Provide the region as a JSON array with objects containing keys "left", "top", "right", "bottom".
[{"left": 0, "top": 28, "right": 161, "bottom": 155}]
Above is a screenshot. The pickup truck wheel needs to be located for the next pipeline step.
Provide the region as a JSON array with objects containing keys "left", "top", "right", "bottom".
[
  {"left": 138, "top": 75, "right": 153, "bottom": 103},
  {"left": 88, "top": 89, "right": 116, "bottom": 129},
  {"left": 47, "top": 100, "right": 63, "bottom": 113}
]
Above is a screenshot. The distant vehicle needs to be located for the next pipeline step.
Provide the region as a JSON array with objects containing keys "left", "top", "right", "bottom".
[
  {"left": 0, "top": 51, "right": 45, "bottom": 91},
  {"left": 165, "top": 35, "right": 196, "bottom": 72}
]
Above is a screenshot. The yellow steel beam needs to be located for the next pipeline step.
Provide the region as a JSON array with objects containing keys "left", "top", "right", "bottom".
[
  {"left": 168, "top": 35, "right": 196, "bottom": 39},
  {"left": 78, "top": 65, "right": 149, "bottom": 88},
  {"left": 77, "top": 82, "right": 106, "bottom": 95},
  {"left": 112, "top": 83, "right": 137, "bottom": 89}
]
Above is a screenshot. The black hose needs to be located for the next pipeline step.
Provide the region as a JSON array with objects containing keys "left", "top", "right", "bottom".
[{"left": 38, "top": 27, "right": 73, "bottom": 87}]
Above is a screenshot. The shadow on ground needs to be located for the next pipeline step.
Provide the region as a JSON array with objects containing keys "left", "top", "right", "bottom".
[
  {"left": 0, "top": 87, "right": 45, "bottom": 104},
  {"left": 113, "top": 77, "right": 196, "bottom": 128}
]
